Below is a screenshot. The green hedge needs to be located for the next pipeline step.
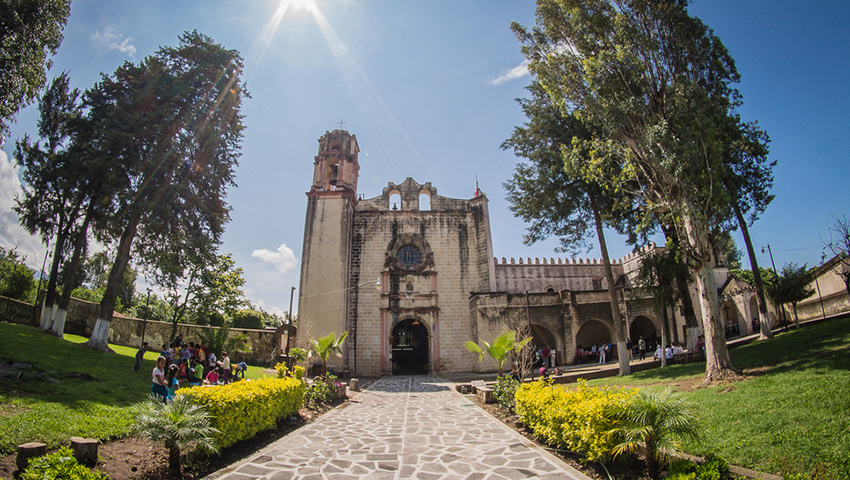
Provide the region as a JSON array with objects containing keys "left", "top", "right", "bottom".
[
  {"left": 515, "top": 379, "right": 637, "bottom": 462},
  {"left": 179, "top": 377, "right": 305, "bottom": 448}
]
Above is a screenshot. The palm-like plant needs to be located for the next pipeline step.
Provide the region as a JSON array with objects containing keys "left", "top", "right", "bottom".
[
  {"left": 310, "top": 331, "right": 348, "bottom": 375},
  {"left": 464, "top": 330, "right": 531, "bottom": 377},
  {"left": 610, "top": 388, "right": 700, "bottom": 480},
  {"left": 199, "top": 321, "right": 251, "bottom": 357},
  {"left": 131, "top": 395, "right": 220, "bottom": 477}
]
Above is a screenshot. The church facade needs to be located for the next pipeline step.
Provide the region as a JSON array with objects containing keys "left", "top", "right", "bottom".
[{"left": 297, "top": 129, "right": 764, "bottom": 376}]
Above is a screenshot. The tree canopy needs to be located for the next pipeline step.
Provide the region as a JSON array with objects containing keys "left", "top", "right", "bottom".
[
  {"left": 0, "top": 0, "right": 71, "bottom": 140},
  {"left": 78, "top": 31, "right": 246, "bottom": 350},
  {"left": 766, "top": 263, "right": 814, "bottom": 328},
  {"left": 502, "top": 80, "right": 633, "bottom": 375},
  {"left": 513, "top": 0, "right": 774, "bottom": 382}
]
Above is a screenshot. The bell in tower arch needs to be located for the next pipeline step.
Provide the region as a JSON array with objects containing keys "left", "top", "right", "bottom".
[{"left": 311, "top": 128, "right": 360, "bottom": 193}]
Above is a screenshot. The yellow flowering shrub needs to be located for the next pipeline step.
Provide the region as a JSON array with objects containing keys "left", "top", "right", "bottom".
[
  {"left": 274, "top": 363, "right": 305, "bottom": 380},
  {"left": 515, "top": 379, "right": 638, "bottom": 462},
  {"left": 180, "top": 377, "right": 305, "bottom": 448}
]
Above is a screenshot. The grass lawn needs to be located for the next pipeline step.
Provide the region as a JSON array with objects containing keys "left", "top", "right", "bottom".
[
  {"left": 0, "top": 323, "right": 273, "bottom": 455},
  {"left": 588, "top": 316, "right": 850, "bottom": 479}
]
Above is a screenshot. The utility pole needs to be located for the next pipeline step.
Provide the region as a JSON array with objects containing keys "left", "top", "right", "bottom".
[{"left": 141, "top": 288, "right": 151, "bottom": 346}]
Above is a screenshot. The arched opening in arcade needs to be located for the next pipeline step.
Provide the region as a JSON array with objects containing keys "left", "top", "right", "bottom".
[
  {"left": 530, "top": 323, "right": 559, "bottom": 367},
  {"left": 530, "top": 323, "right": 558, "bottom": 351},
  {"left": 629, "top": 315, "right": 658, "bottom": 348},
  {"left": 720, "top": 299, "right": 742, "bottom": 337},
  {"left": 749, "top": 297, "right": 760, "bottom": 334},
  {"left": 391, "top": 318, "right": 429, "bottom": 375},
  {"left": 575, "top": 319, "right": 615, "bottom": 361}
]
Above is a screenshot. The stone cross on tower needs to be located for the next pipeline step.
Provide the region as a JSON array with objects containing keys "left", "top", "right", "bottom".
[{"left": 337, "top": 120, "right": 346, "bottom": 129}]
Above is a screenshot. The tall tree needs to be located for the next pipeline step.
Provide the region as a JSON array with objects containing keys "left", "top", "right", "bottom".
[
  {"left": 503, "top": 82, "right": 632, "bottom": 375},
  {"left": 766, "top": 263, "right": 814, "bottom": 328},
  {"left": 190, "top": 253, "right": 247, "bottom": 327},
  {"left": 0, "top": 0, "right": 71, "bottom": 141},
  {"left": 822, "top": 215, "right": 850, "bottom": 297},
  {"left": 514, "top": 0, "right": 769, "bottom": 382},
  {"left": 13, "top": 72, "right": 85, "bottom": 332},
  {"left": 720, "top": 118, "right": 776, "bottom": 339},
  {"left": 0, "top": 247, "right": 36, "bottom": 301},
  {"left": 83, "top": 31, "right": 246, "bottom": 351}
]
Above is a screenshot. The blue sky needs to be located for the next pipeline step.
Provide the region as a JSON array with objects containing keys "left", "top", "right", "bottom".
[{"left": 1, "top": 0, "right": 848, "bottom": 316}]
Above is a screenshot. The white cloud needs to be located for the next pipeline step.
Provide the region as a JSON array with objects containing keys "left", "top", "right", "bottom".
[
  {"left": 251, "top": 243, "right": 298, "bottom": 273},
  {"left": 92, "top": 26, "right": 137, "bottom": 58},
  {"left": 0, "top": 149, "right": 47, "bottom": 270},
  {"left": 252, "top": 299, "right": 287, "bottom": 318},
  {"left": 489, "top": 58, "right": 529, "bottom": 86}
]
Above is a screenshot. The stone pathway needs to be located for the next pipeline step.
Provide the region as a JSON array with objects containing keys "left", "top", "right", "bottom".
[{"left": 206, "top": 375, "right": 591, "bottom": 480}]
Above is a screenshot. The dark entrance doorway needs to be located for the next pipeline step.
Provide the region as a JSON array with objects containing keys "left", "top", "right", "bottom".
[{"left": 391, "top": 318, "right": 429, "bottom": 375}]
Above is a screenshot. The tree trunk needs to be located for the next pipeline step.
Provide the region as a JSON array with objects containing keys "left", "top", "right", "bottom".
[
  {"left": 169, "top": 271, "right": 195, "bottom": 343},
  {"left": 84, "top": 211, "right": 140, "bottom": 351},
  {"left": 670, "top": 302, "right": 680, "bottom": 345},
  {"left": 167, "top": 444, "right": 181, "bottom": 478},
  {"left": 692, "top": 258, "right": 737, "bottom": 381},
  {"left": 792, "top": 302, "right": 800, "bottom": 328},
  {"left": 732, "top": 199, "right": 773, "bottom": 339},
  {"left": 52, "top": 212, "right": 94, "bottom": 338},
  {"left": 590, "top": 196, "right": 630, "bottom": 376},
  {"left": 660, "top": 303, "right": 669, "bottom": 368},
  {"left": 681, "top": 212, "right": 737, "bottom": 383},
  {"left": 662, "top": 224, "right": 700, "bottom": 350},
  {"left": 39, "top": 230, "right": 67, "bottom": 331}
]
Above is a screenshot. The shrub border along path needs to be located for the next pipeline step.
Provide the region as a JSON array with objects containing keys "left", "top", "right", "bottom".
[{"left": 207, "top": 375, "right": 593, "bottom": 480}]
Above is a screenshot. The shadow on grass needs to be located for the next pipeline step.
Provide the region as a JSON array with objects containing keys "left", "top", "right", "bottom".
[
  {"left": 0, "top": 323, "right": 160, "bottom": 410},
  {"left": 730, "top": 316, "right": 850, "bottom": 374}
]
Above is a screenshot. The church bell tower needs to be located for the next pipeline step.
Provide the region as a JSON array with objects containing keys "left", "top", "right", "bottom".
[{"left": 297, "top": 129, "right": 360, "bottom": 368}]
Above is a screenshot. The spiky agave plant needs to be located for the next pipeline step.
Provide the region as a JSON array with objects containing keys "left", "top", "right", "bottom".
[
  {"left": 131, "top": 394, "right": 220, "bottom": 477},
  {"left": 609, "top": 388, "right": 700, "bottom": 480}
]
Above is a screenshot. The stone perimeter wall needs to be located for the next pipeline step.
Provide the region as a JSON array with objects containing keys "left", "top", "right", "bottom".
[{"left": 0, "top": 296, "right": 277, "bottom": 366}]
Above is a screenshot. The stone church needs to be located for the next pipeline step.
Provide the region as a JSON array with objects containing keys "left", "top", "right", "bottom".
[{"left": 297, "top": 129, "right": 763, "bottom": 376}]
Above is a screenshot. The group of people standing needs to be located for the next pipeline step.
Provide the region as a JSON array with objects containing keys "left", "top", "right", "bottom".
[
  {"left": 137, "top": 334, "right": 246, "bottom": 403},
  {"left": 575, "top": 343, "right": 614, "bottom": 365},
  {"left": 533, "top": 346, "right": 557, "bottom": 368}
]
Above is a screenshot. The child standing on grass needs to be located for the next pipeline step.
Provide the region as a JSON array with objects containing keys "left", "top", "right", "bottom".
[
  {"left": 134, "top": 342, "right": 148, "bottom": 372},
  {"left": 192, "top": 361, "right": 204, "bottom": 384},
  {"left": 221, "top": 352, "right": 231, "bottom": 384},
  {"left": 151, "top": 356, "right": 168, "bottom": 402}
]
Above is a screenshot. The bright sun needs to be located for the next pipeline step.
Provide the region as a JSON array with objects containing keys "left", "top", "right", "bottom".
[{"left": 280, "top": 0, "right": 318, "bottom": 13}]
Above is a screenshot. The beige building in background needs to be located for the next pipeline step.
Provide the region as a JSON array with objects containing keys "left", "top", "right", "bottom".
[{"left": 297, "top": 129, "right": 772, "bottom": 376}]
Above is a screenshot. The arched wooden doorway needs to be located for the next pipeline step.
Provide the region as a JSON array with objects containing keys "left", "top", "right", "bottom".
[{"left": 391, "top": 318, "right": 429, "bottom": 375}]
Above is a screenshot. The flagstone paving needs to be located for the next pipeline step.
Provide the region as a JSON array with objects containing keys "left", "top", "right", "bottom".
[{"left": 206, "top": 375, "right": 591, "bottom": 480}]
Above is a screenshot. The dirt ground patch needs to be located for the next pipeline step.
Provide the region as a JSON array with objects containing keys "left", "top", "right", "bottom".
[{"left": 0, "top": 402, "right": 343, "bottom": 480}]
